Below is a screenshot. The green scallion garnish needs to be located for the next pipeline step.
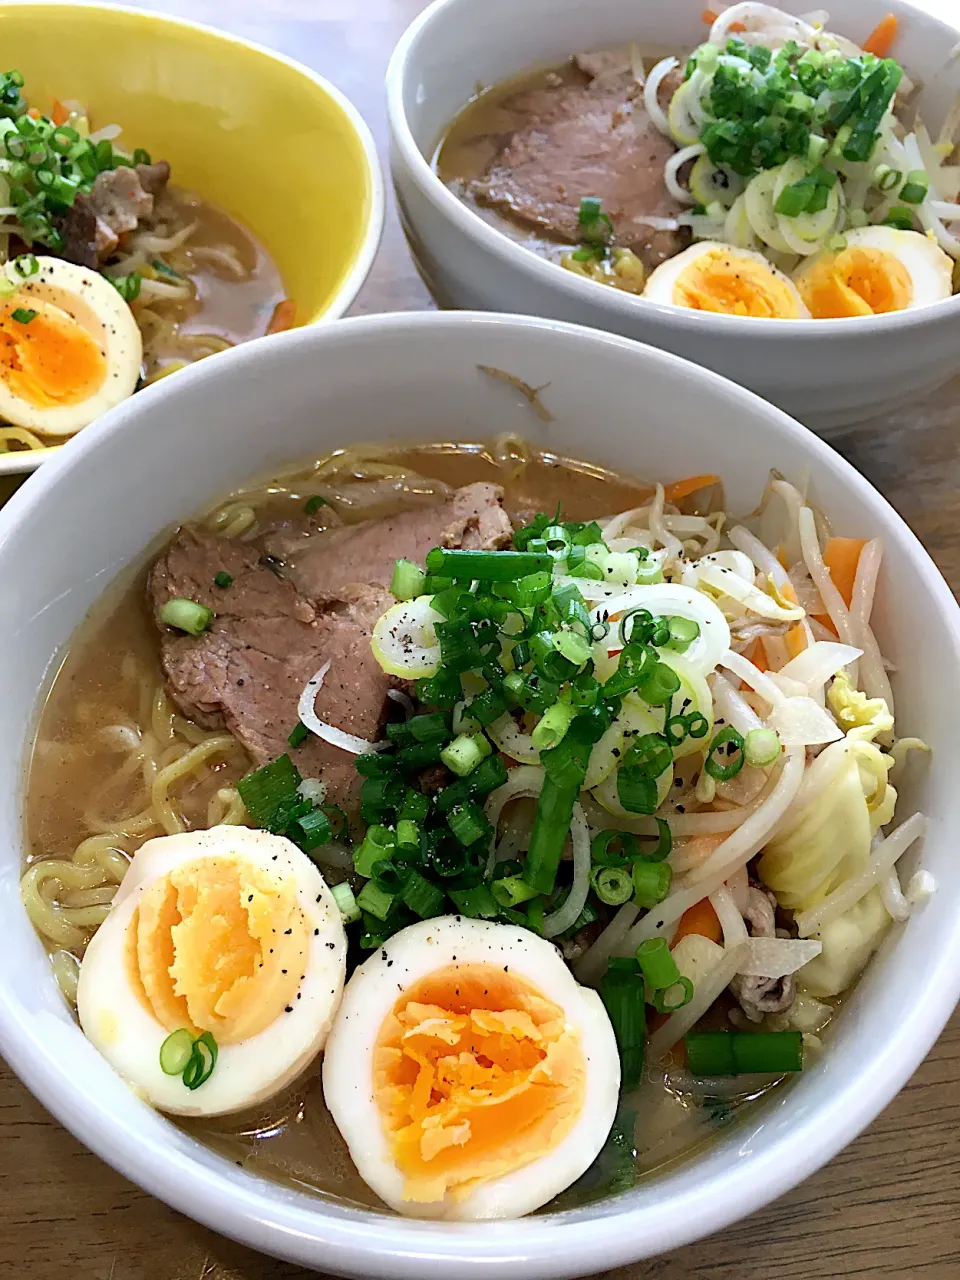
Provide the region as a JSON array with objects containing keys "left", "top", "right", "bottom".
[
  {"left": 159, "top": 598, "right": 214, "bottom": 635},
  {"left": 10, "top": 306, "right": 35, "bottom": 323}
]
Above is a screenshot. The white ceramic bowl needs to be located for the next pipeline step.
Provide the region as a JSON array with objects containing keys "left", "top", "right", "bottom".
[
  {"left": 387, "top": 0, "right": 960, "bottom": 432},
  {"left": 1, "top": 312, "right": 959, "bottom": 1277}
]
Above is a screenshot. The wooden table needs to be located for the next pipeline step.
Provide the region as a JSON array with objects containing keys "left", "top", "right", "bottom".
[{"left": 3, "top": 1, "right": 960, "bottom": 1277}]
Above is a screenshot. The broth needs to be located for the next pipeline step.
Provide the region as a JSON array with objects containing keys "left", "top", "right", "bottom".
[{"left": 23, "top": 441, "right": 780, "bottom": 1209}]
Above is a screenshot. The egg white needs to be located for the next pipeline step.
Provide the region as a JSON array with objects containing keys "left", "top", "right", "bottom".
[
  {"left": 0, "top": 256, "right": 141, "bottom": 435},
  {"left": 793, "top": 225, "right": 953, "bottom": 313},
  {"left": 76, "top": 827, "right": 346, "bottom": 1117},
  {"left": 322, "top": 915, "right": 620, "bottom": 1220},
  {"left": 644, "top": 241, "right": 810, "bottom": 317}
]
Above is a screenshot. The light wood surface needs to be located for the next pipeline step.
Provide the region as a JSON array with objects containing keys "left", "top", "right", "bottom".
[{"left": 3, "top": 2, "right": 960, "bottom": 1277}]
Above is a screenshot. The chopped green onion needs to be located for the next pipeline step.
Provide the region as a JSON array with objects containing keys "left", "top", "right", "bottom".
[
  {"left": 652, "top": 977, "right": 694, "bottom": 1013},
  {"left": 632, "top": 859, "right": 672, "bottom": 908},
  {"left": 213, "top": 571, "right": 233, "bottom": 589},
  {"left": 356, "top": 880, "right": 395, "bottom": 922},
  {"left": 591, "top": 829, "right": 639, "bottom": 867},
  {"left": 159, "top": 1028, "right": 195, "bottom": 1076},
  {"left": 11, "top": 252, "right": 37, "bottom": 277},
  {"left": 390, "top": 558, "right": 426, "bottom": 601},
  {"left": 353, "top": 824, "right": 396, "bottom": 878},
  {"left": 666, "top": 617, "right": 700, "bottom": 652},
  {"left": 182, "top": 1031, "right": 218, "bottom": 1091},
  {"left": 236, "top": 754, "right": 301, "bottom": 830},
  {"left": 684, "top": 711, "right": 710, "bottom": 739},
  {"left": 531, "top": 701, "right": 578, "bottom": 751},
  {"left": 526, "top": 895, "right": 545, "bottom": 933},
  {"left": 744, "top": 727, "right": 781, "bottom": 767},
  {"left": 639, "top": 817, "right": 672, "bottom": 863},
  {"left": 637, "top": 661, "right": 681, "bottom": 706},
  {"left": 132, "top": 147, "right": 152, "bottom": 165},
  {"left": 399, "top": 791, "right": 430, "bottom": 824},
  {"left": 448, "top": 883, "right": 501, "bottom": 918},
  {"left": 468, "top": 753, "right": 509, "bottom": 796},
  {"left": 636, "top": 937, "right": 680, "bottom": 990},
  {"left": 331, "top": 881, "right": 361, "bottom": 924},
  {"left": 874, "top": 164, "right": 902, "bottom": 192},
  {"left": 396, "top": 740, "right": 445, "bottom": 770},
  {"left": 705, "top": 725, "right": 746, "bottom": 781},
  {"left": 899, "top": 171, "right": 928, "bottom": 204},
  {"left": 289, "top": 806, "right": 331, "bottom": 852},
  {"left": 441, "top": 732, "right": 491, "bottom": 777},
  {"left": 408, "top": 712, "right": 449, "bottom": 743},
  {"left": 287, "top": 720, "right": 309, "bottom": 748},
  {"left": 579, "top": 196, "right": 602, "bottom": 222},
  {"left": 10, "top": 306, "right": 35, "bottom": 323},
  {"left": 447, "top": 801, "right": 490, "bottom": 847},
  {"left": 599, "top": 959, "right": 646, "bottom": 1091},
  {"left": 424, "top": 548, "right": 552, "bottom": 581},
  {"left": 160, "top": 597, "right": 214, "bottom": 635},
  {"left": 524, "top": 775, "right": 580, "bottom": 894},
  {"left": 492, "top": 874, "right": 540, "bottom": 908},
  {"left": 109, "top": 273, "right": 141, "bottom": 302},
  {"left": 685, "top": 1030, "right": 804, "bottom": 1076},
  {"left": 616, "top": 766, "right": 658, "bottom": 815},
  {"left": 467, "top": 687, "right": 508, "bottom": 727},
  {"left": 883, "top": 206, "right": 914, "bottom": 230},
  {"left": 400, "top": 869, "right": 446, "bottom": 918},
  {"left": 554, "top": 630, "right": 592, "bottom": 667},
  {"left": 304, "top": 495, "right": 328, "bottom": 515},
  {"left": 591, "top": 865, "right": 634, "bottom": 906}
]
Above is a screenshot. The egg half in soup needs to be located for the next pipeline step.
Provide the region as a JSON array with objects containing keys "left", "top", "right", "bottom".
[
  {"left": 76, "top": 826, "right": 346, "bottom": 1117},
  {"left": 643, "top": 242, "right": 810, "bottom": 318},
  {"left": 322, "top": 916, "right": 620, "bottom": 1219}
]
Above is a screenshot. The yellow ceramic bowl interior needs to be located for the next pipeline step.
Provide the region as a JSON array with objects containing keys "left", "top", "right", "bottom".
[
  {"left": 0, "top": 3, "right": 381, "bottom": 323},
  {"left": 0, "top": 3, "right": 382, "bottom": 476}
]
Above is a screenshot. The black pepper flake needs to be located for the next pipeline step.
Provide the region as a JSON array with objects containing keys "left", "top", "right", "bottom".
[
  {"left": 282, "top": 969, "right": 287, "bottom": 974},
  {"left": 676, "top": 804, "right": 686, "bottom": 813},
  {"left": 314, "top": 928, "right": 319, "bottom": 936},
  {"left": 284, "top": 1005, "right": 293, "bottom": 1013},
  {"left": 326, "top": 941, "right": 336, "bottom": 949},
  {"left": 284, "top": 928, "right": 292, "bottom": 935},
  {"left": 248, "top": 895, "right": 253, "bottom": 903}
]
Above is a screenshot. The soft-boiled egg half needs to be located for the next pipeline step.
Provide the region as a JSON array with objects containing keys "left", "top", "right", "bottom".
[
  {"left": 643, "top": 242, "right": 810, "bottom": 318},
  {"left": 322, "top": 915, "right": 619, "bottom": 1220},
  {"left": 0, "top": 255, "right": 141, "bottom": 435},
  {"left": 77, "top": 826, "right": 346, "bottom": 1117},
  {"left": 793, "top": 226, "right": 953, "bottom": 318}
]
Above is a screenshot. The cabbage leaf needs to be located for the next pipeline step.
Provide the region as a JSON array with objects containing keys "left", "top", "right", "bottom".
[{"left": 796, "top": 887, "right": 892, "bottom": 998}]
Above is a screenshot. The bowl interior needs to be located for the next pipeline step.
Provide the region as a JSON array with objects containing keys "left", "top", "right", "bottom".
[
  {"left": 0, "top": 3, "right": 379, "bottom": 325},
  {"left": 1, "top": 314, "right": 959, "bottom": 1276},
  {"left": 398, "top": 0, "right": 960, "bottom": 172}
]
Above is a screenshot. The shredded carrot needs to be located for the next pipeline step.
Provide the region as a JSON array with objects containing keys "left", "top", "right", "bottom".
[
  {"left": 744, "top": 637, "right": 770, "bottom": 673},
  {"left": 823, "top": 537, "right": 867, "bottom": 609},
  {"left": 729, "top": 21, "right": 747, "bottom": 32},
  {"left": 27, "top": 107, "right": 40, "bottom": 120},
  {"left": 701, "top": 7, "right": 718, "bottom": 22},
  {"left": 663, "top": 473, "right": 720, "bottom": 503},
  {"left": 785, "top": 623, "right": 808, "bottom": 659},
  {"left": 672, "top": 898, "right": 723, "bottom": 947},
  {"left": 51, "top": 100, "right": 69, "bottom": 127},
  {"left": 266, "top": 299, "right": 297, "bottom": 335},
  {"left": 863, "top": 13, "right": 898, "bottom": 58},
  {"left": 776, "top": 544, "right": 789, "bottom": 571}
]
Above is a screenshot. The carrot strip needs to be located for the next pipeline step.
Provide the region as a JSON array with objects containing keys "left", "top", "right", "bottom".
[
  {"left": 672, "top": 898, "right": 723, "bottom": 947},
  {"left": 663, "top": 473, "right": 720, "bottom": 503},
  {"left": 823, "top": 537, "right": 867, "bottom": 608},
  {"left": 729, "top": 21, "right": 747, "bottom": 32},
  {"left": 863, "top": 13, "right": 897, "bottom": 58},
  {"left": 51, "top": 99, "right": 69, "bottom": 126},
  {"left": 785, "top": 623, "right": 808, "bottom": 659},
  {"left": 701, "top": 8, "right": 718, "bottom": 22},
  {"left": 266, "top": 298, "right": 297, "bottom": 335},
  {"left": 744, "top": 637, "right": 770, "bottom": 673},
  {"left": 27, "top": 106, "right": 40, "bottom": 120}
]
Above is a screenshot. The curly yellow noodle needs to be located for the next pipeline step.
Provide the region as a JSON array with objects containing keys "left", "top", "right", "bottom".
[
  {"left": 151, "top": 734, "right": 237, "bottom": 835},
  {"left": 0, "top": 425, "right": 45, "bottom": 452}
]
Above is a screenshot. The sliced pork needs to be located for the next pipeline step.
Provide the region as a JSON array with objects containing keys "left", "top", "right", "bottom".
[{"left": 148, "top": 528, "right": 394, "bottom": 813}]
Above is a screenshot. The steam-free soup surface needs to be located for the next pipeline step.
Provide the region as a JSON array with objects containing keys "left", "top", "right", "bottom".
[{"left": 24, "top": 441, "right": 774, "bottom": 1208}]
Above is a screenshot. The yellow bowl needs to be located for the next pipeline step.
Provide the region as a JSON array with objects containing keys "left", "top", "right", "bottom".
[{"left": 0, "top": 1, "right": 384, "bottom": 477}]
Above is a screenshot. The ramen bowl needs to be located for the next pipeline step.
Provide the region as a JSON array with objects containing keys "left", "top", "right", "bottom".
[
  {"left": 387, "top": 0, "right": 960, "bottom": 431},
  {"left": 0, "top": 0, "right": 384, "bottom": 476},
  {"left": 1, "top": 311, "right": 959, "bottom": 1275}
]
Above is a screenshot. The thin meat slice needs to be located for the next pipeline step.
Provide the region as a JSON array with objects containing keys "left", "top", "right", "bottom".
[
  {"left": 471, "top": 66, "right": 685, "bottom": 268},
  {"left": 148, "top": 528, "right": 394, "bottom": 813},
  {"left": 262, "top": 482, "right": 514, "bottom": 599}
]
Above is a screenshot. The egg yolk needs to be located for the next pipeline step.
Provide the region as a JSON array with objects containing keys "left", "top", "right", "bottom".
[
  {"left": 373, "top": 963, "right": 586, "bottom": 1203},
  {"left": 674, "top": 248, "right": 804, "bottom": 318},
  {"left": 127, "top": 855, "right": 308, "bottom": 1044},
  {"left": 796, "top": 246, "right": 913, "bottom": 318},
  {"left": 0, "top": 297, "right": 107, "bottom": 407}
]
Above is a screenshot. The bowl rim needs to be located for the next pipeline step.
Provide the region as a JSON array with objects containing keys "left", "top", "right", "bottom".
[
  {"left": 2, "top": 309, "right": 960, "bottom": 1276},
  {"left": 0, "top": 0, "right": 386, "bottom": 478},
  {"left": 385, "top": 0, "right": 960, "bottom": 339}
]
